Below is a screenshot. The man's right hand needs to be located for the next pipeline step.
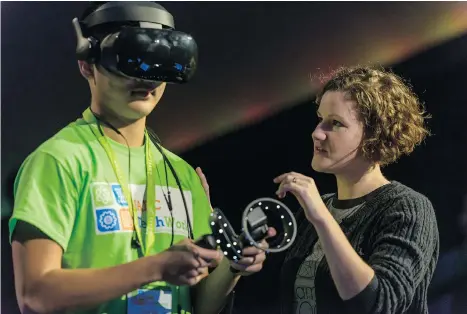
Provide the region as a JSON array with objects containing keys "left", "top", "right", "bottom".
[
  {"left": 11, "top": 223, "right": 223, "bottom": 313},
  {"left": 153, "top": 239, "right": 222, "bottom": 286}
]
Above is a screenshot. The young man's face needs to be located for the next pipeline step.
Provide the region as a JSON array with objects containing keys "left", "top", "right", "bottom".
[{"left": 91, "top": 64, "right": 166, "bottom": 121}]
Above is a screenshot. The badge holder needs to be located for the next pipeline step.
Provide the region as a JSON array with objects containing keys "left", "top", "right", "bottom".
[{"left": 127, "top": 287, "right": 173, "bottom": 314}]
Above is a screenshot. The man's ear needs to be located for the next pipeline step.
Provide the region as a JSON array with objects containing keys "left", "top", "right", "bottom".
[{"left": 78, "top": 60, "right": 94, "bottom": 80}]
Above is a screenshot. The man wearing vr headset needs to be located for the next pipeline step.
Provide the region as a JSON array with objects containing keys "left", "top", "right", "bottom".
[{"left": 9, "top": 2, "right": 271, "bottom": 314}]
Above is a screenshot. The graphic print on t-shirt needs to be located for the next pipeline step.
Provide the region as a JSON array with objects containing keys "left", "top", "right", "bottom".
[
  {"left": 90, "top": 182, "right": 193, "bottom": 237},
  {"left": 294, "top": 240, "right": 325, "bottom": 314},
  {"left": 293, "top": 200, "right": 364, "bottom": 314}
]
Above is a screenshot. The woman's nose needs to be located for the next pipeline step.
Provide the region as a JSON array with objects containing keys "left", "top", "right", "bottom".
[{"left": 312, "top": 125, "right": 326, "bottom": 141}]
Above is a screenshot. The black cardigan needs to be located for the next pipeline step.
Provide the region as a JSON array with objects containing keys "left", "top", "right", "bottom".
[{"left": 280, "top": 181, "right": 439, "bottom": 314}]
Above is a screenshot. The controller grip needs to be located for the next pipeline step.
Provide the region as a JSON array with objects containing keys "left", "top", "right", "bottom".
[{"left": 194, "top": 234, "right": 217, "bottom": 250}]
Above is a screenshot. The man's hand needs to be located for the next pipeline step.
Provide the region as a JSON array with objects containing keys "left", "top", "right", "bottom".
[
  {"left": 196, "top": 167, "right": 211, "bottom": 206},
  {"left": 229, "top": 227, "right": 276, "bottom": 276},
  {"left": 196, "top": 167, "right": 275, "bottom": 276},
  {"left": 192, "top": 167, "right": 273, "bottom": 314},
  {"left": 155, "top": 238, "right": 222, "bottom": 286}
]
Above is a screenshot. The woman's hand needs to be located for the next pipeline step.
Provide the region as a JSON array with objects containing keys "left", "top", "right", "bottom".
[{"left": 273, "top": 171, "right": 328, "bottom": 223}]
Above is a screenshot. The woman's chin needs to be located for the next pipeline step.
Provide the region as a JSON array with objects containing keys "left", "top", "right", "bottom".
[{"left": 311, "top": 158, "right": 333, "bottom": 174}]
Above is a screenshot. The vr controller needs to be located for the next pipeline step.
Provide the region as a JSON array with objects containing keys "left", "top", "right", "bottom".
[{"left": 195, "top": 198, "right": 298, "bottom": 261}]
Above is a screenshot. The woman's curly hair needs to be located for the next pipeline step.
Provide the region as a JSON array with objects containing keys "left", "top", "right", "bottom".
[{"left": 315, "top": 65, "right": 431, "bottom": 167}]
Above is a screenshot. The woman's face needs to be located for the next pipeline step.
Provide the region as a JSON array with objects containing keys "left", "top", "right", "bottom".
[{"left": 311, "top": 91, "right": 368, "bottom": 174}]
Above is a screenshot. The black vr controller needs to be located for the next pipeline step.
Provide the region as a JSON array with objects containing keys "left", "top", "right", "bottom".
[{"left": 195, "top": 198, "right": 297, "bottom": 261}]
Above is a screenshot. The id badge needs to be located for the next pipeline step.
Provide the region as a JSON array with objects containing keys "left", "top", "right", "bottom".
[{"left": 127, "top": 287, "right": 173, "bottom": 314}]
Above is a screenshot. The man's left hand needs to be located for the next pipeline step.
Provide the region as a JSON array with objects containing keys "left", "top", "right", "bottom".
[
  {"left": 196, "top": 166, "right": 276, "bottom": 276},
  {"left": 229, "top": 227, "right": 276, "bottom": 276},
  {"left": 196, "top": 167, "right": 211, "bottom": 206}
]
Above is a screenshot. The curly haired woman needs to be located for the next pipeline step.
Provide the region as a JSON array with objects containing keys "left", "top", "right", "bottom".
[{"left": 275, "top": 66, "right": 439, "bottom": 314}]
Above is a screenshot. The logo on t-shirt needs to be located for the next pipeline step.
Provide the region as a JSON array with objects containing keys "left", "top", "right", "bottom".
[
  {"left": 91, "top": 182, "right": 193, "bottom": 236},
  {"left": 91, "top": 184, "right": 114, "bottom": 207},
  {"left": 96, "top": 208, "right": 120, "bottom": 232},
  {"left": 111, "top": 184, "right": 128, "bottom": 206}
]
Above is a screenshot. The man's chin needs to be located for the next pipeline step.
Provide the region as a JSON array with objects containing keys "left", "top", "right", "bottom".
[{"left": 127, "top": 99, "right": 158, "bottom": 117}]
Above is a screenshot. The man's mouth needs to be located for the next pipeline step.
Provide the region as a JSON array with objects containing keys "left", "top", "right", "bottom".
[{"left": 130, "top": 89, "right": 154, "bottom": 98}]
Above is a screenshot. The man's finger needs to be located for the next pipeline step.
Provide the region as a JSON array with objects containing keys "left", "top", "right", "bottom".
[
  {"left": 266, "top": 227, "right": 277, "bottom": 238},
  {"left": 239, "top": 252, "right": 266, "bottom": 264},
  {"left": 244, "top": 263, "right": 263, "bottom": 273},
  {"left": 234, "top": 257, "right": 255, "bottom": 266},
  {"left": 197, "top": 267, "right": 209, "bottom": 278},
  {"left": 194, "top": 245, "right": 222, "bottom": 263},
  {"left": 207, "top": 254, "right": 222, "bottom": 268},
  {"left": 196, "top": 167, "right": 211, "bottom": 203},
  {"left": 196, "top": 167, "right": 208, "bottom": 185},
  {"left": 242, "top": 246, "right": 262, "bottom": 256}
]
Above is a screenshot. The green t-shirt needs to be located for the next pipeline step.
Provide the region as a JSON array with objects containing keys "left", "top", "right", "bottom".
[{"left": 9, "top": 115, "right": 212, "bottom": 314}]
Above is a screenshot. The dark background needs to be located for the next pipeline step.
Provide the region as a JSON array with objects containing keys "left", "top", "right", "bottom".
[{"left": 2, "top": 2, "right": 467, "bottom": 313}]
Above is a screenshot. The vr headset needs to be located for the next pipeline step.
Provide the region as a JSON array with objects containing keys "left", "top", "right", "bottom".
[{"left": 72, "top": 1, "right": 198, "bottom": 83}]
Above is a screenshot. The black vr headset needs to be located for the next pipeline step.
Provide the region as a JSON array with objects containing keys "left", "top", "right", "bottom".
[{"left": 72, "top": 1, "right": 198, "bottom": 83}]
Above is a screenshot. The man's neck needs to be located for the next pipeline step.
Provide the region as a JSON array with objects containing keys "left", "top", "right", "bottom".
[
  {"left": 335, "top": 164, "right": 390, "bottom": 200},
  {"left": 90, "top": 103, "right": 146, "bottom": 147}
]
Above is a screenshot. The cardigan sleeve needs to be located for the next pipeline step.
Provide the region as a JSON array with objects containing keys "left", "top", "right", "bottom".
[{"left": 343, "top": 193, "right": 439, "bottom": 314}]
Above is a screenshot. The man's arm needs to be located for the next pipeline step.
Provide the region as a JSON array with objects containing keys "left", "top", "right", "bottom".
[
  {"left": 13, "top": 221, "right": 221, "bottom": 314},
  {"left": 191, "top": 167, "right": 240, "bottom": 313},
  {"left": 10, "top": 151, "right": 162, "bottom": 313},
  {"left": 192, "top": 257, "right": 241, "bottom": 314},
  {"left": 10, "top": 152, "right": 221, "bottom": 314},
  {"left": 12, "top": 228, "right": 161, "bottom": 314},
  {"left": 192, "top": 234, "right": 273, "bottom": 314},
  {"left": 191, "top": 167, "right": 274, "bottom": 314}
]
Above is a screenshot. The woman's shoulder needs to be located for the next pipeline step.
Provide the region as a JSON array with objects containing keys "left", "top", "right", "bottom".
[
  {"left": 379, "top": 181, "right": 434, "bottom": 211},
  {"left": 370, "top": 182, "right": 437, "bottom": 231}
]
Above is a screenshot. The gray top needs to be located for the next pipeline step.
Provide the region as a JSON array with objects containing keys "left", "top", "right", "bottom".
[{"left": 293, "top": 199, "right": 363, "bottom": 314}]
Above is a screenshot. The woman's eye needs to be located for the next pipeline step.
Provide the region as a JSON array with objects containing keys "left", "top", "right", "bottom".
[{"left": 332, "top": 120, "right": 344, "bottom": 127}]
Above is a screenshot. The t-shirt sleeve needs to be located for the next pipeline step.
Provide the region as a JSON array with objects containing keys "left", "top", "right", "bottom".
[
  {"left": 9, "top": 151, "right": 79, "bottom": 251},
  {"left": 187, "top": 167, "right": 212, "bottom": 240}
]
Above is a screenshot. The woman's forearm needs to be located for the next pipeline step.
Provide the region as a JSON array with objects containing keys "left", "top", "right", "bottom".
[
  {"left": 312, "top": 209, "right": 375, "bottom": 300},
  {"left": 22, "top": 255, "right": 161, "bottom": 314}
]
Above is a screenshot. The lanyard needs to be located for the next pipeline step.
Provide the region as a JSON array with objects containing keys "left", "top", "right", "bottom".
[{"left": 82, "top": 108, "right": 156, "bottom": 256}]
